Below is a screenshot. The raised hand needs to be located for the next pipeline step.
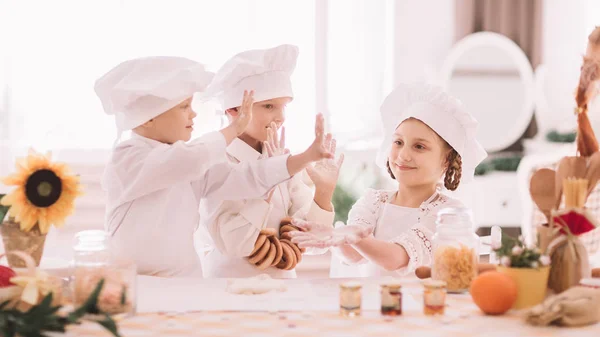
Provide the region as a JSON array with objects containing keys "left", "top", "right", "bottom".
[
  {"left": 306, "top": 133, "right": 344, "bottom": 193},
  {"left": 232, "top": 90, "right": 255, "bottom": 135}
]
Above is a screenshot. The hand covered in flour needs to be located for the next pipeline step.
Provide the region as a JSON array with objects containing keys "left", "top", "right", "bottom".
[
  {"left": 305, "top": 133, "right": 344, "bottom": 194},
  {"left": 288, "top": 219, "right": 373, "bottom": 249},
  {"left": 262, "top": 122, "right": 289, "bottom": 158},
  {"left": 232, "top": 90, "right": 255, "bottom": 136}
]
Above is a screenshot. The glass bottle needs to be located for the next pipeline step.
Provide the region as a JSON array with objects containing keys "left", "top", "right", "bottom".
[{"left": 72, "top": 230, "right": 136, "bottom": 317}]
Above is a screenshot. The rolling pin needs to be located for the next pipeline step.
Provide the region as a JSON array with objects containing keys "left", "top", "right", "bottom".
[{"left": 415, "top": 263, "right": 498, "bottom": 279}]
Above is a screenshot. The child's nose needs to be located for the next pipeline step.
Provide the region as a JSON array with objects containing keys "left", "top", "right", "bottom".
[{"left": 398, "top": 147, "right": 411, "bottom": 161}]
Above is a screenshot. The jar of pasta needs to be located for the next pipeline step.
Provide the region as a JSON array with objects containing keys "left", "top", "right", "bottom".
[{"left": 431, "top": 207, "right": 479, "bottom": 293}]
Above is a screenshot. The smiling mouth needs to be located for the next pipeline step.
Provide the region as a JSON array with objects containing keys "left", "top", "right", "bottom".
[{"left": 395, "top": 164, "right": 416, "bottom": 171}]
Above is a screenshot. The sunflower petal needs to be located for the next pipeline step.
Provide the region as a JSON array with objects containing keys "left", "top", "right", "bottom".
[
  {"left": 37, "top": 218, "right": 50, "bottom": 234},
  {"left": 0, "top": 192, "right": 15, "bottom": 206},
  {"left": 1, "top": 173, "right": 24, "bottom": 186}
]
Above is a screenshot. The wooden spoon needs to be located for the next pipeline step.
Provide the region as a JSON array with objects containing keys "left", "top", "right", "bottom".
[
  {"left": 529, "top": 168, "right": 557, "bottom": 222},
  {"left": 585, "top": 151, "right": 600, "bottom": 197},
  {"left": 554, "top": 156, "right": 587, "bottom": 208},
  {"left": 415, "top": 264, "right": 497, "bottom": 279}
]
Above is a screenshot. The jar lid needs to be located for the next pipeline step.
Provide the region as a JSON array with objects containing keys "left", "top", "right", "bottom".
[
  {"left": 435, "top": 207, "right": 476, "bottom": 231},
  {"left": 380, "top": 277, "right": 402, "bottom": 289},
  {"left": 73, "top": 230, "right": 110, "bottom": 252},
  {"left": 424, "top": 279, "right": 447, "bottom": 289},
  {"left": 381, "top": 284, "right": 402, "bottom": 291},
  {"left": 340, "top": 281, "right": 362, "bottom": 289}
]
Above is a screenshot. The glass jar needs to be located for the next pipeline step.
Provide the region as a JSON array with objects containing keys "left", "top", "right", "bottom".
[
  {"left": 72, "top": 230, "right": 136, "bottom": 317},
  {"left": 423, "top": 279, "right": 447, "bottom": 315},
  {"left": 339, "top": 281, "right": 362, "bottom": 317},
  {"left": 431, "top": 207, "right": 479, "bottom": 293},
  {"left": 380, "top": 282, "right": 402, "bottom": 316}
]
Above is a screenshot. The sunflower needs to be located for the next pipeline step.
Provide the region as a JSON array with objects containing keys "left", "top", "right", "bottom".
[{"left": 0, "top": 150, "right": 83, "bottom": 234}]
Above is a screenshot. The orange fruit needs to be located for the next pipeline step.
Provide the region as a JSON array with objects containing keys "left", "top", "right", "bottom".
[{"left": 470, "top": 271, "right": 517, "bottom": 315}]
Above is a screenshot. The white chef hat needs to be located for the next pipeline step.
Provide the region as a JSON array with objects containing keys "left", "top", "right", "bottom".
[
  {"left": 94, "top": 56, "right": 215, "bottom": 143},
  {"left": 376, "top": 83, "right": 487, "bottom": 183},
  {"left": 203, "top": 44, "right": 298, "bottom": 110}
]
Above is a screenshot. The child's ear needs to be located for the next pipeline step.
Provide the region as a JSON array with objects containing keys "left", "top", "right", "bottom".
[{"left": 226, "top": 107, "right": 239, "bottom": 117}]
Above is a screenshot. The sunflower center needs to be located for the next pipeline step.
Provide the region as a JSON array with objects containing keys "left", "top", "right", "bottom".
[
  {"left": 25, "top": 169, "right": 62, "bottom": 208},
  {"left": 37, "top": 182, "right": 52, "bottom": 197}
]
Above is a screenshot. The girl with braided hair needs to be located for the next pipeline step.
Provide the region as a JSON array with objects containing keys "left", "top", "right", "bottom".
[
  {"left": 575, "top": 26, "right": 600, "bottom": 156},
  {"left": 291, "top": 83, "right": 487, "bottom": 277}
]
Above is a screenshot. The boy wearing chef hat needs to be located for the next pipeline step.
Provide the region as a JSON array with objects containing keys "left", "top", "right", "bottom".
[
  {"left": 95, "top": 56, "right": 333, "bottom": 277},
  {"left": 199, "top": 44, "right": 343, "bottom": 278},
  {"left": 290, "top": 83, "right": 487, "bottom": 277}
]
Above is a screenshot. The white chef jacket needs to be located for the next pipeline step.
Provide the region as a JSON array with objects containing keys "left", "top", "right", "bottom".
[
  {"left": 199, "top": 138, "right": 334, "bottom": 278},
  {"left": 102, "top": 132, "right": 291, "bottom": 277}
]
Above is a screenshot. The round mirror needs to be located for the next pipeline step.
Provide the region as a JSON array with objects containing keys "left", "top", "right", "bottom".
[{"left": 440, "top": 32, "right": 535, "bottom": 153}]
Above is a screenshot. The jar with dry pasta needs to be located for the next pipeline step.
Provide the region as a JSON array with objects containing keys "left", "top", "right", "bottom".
[{"left": 431, "top": 207, "right": 479, "bottom": 293}]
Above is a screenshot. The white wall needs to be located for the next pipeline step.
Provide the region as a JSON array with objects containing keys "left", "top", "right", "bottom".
[
  {"left": 536, "top": 0, "right": 590, "bottom": 134},
  {"left": 390, "top": 0, "right": 599, "bottom": 136}
]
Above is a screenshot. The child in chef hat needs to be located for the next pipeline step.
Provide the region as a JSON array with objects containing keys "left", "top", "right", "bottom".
[
  {"left": 199, "top": 44, "right": 343, "bottom": 278},
  {"left": 95, "top": 56, "right": 333, "bottom": 277},
  {"left": 290, "top": 83, "right": 487, "bottom": 277}
]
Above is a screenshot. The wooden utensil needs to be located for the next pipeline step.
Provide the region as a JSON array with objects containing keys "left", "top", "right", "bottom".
[
  {"left": 415, "top": 264, "right": 497, "bottom": 279},
  {"left": 555, "top": 156, "right": 587, "bottom": 208},
  {"left": 529, "top": 168, "right": 557, "bottom": 221}
]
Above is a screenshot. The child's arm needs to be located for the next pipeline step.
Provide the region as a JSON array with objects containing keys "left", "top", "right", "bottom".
[
  {"left": 195, "top": 113, "right": 334, "bottom": 201},
  {"left": 287, "top": 173, "right": 335, "bottom": 255},
  {"left": 351, "top": 237, "right": 411, "bottom": 271},
  {"left": 106, "top": 130, "right": 233, "bottom": 204},
  {"left": 331, "top": 244, "right": 365, "bottom": 264},
  {"left": 330, "top": 189, "right": 382, "bottom": 264}
]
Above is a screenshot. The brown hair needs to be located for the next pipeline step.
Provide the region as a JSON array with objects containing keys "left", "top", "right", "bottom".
[
  {"left": 575, "top": 26, "right": 600, "bottom": 156},
  {"left": 386, "top": 145, "right": 462, "bottom": 191}
]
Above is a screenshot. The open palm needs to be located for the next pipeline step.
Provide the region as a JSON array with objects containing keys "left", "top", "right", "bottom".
[{"left": 306, "top": 134, "right": 344, "bottom": 192}]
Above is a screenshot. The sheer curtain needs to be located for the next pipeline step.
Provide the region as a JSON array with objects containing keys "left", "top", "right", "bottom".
[{"left": 326, "top": 0, "right": 394, "bottom": 148}]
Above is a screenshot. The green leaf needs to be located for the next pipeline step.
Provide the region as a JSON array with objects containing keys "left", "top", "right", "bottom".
[
  {"left": 546, "top": 130, "right": 577, "bottom": 143},
  {"left": 0, "top": 278, "right": 121, "bottom": 337},
  {"left": 120, "top": 286, "right": 126, "bottom": 306},
  {"left": 69, "top": 278, "right": 105, "bottom": 320},
  {"left": 94, "top": 314, "right": 121, "bottom": 337},
  {"left": 0, "top": 194, "right": 9, "bottom": 223}
]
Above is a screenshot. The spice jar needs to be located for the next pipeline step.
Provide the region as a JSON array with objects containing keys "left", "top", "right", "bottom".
[
  {"left": 380, "top": 282, "right": 402, "bottom": 316},
  {"left": 423, "top": 279, "right": 447, "bottom": 315},
  {"left": 72, "top": 230, "right": 137, "bottom": 317},
  {"left": 339, "top": 281, "right": 361, "bottom": 317},
  {"left": 431, "top": 207, "right": 479, "bottom": 293}
]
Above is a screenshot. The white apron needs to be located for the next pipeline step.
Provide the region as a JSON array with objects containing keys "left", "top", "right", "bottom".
[{"left": 330, "top": 203, "right": 422, "bottom": 278}]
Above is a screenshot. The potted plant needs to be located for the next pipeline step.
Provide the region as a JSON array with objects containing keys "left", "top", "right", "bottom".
[
  {"left": 0, "top": 149, "right": 83, "bottom": 267},
  {"left": 494, "top": 235, "right": 551, "bottom": 310}
]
